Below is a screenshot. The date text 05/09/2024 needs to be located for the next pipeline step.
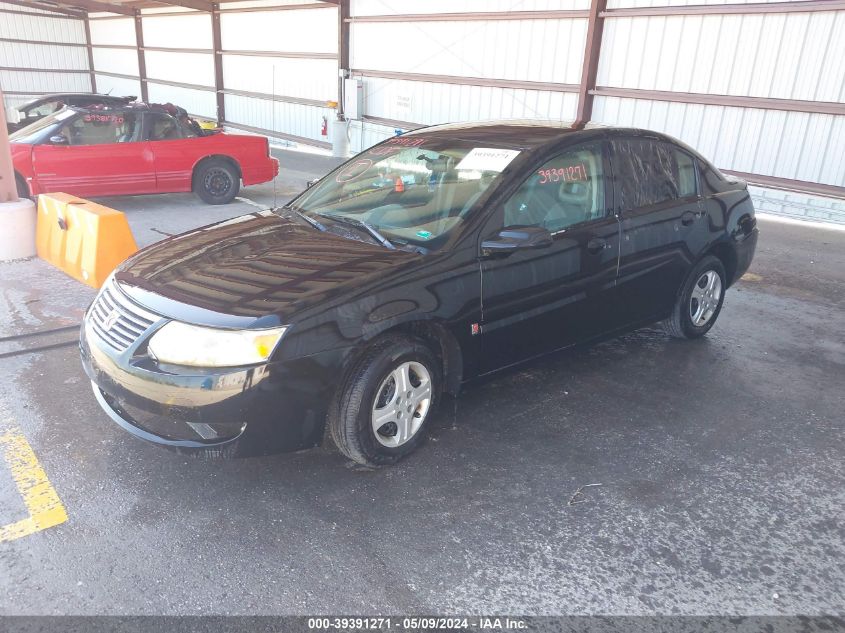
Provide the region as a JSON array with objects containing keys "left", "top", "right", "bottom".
[{"left": 307, "top": 617, "right": 529, "bottom": 630}]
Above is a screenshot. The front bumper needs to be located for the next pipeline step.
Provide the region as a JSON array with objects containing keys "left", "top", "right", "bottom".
[{"left": 80, "top": 317, "right": 346, "bottom": 457}]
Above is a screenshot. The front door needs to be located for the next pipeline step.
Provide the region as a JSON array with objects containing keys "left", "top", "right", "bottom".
[
  {"left": 479, "top": 140, "right": 621, "bottom": 374},
  {"left": 31, "top": 110, "right": 154, "bottom": 197}
]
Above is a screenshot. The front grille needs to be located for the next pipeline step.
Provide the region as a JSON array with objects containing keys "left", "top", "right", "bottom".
[{"left": 89, "top": 281, "right": 159, "bottom": 352}]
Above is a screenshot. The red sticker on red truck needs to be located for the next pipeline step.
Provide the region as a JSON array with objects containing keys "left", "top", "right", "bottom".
[{"left": 83, "top": 114, "right": 125, "bottom": 124}]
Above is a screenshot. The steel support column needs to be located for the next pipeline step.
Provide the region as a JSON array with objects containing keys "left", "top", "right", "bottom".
[
  {"left": 337, "top": 0, "right": 349, "bottom": 118},
  {"left": 134, "top": 10, "right": 148, "bottom": 103},
  {"left": 574, "top": 0, "right": 607, "bottom": 127},
  {"left": 83, "top": 13, "right": 96, "bottom": 93},
  {"left": 211, "top": 2, "right": 225, "bottom": 123}
]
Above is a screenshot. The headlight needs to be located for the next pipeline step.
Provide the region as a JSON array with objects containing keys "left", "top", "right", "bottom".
[{"left": 147, "top": 321, "right": 288, "bottom": 367}]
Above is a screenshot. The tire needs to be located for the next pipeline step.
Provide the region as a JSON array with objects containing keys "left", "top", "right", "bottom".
[
  {"left": 662, "top": 255, "right": 727, "bottom": 339},
  {"left": 15, "top": 174, "right": 30, "bottom": 200},
  {"left": 193, "top": 159, "right": 240, "bottom": 205},
  {"left": 328, "top": 334, "right": 441, "bottom": 467}
]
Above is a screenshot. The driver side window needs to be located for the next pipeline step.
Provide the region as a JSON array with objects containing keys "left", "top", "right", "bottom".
[
  {"left": 28, "top": 101, "right": 63, "bottom": 118},
  {"left": 504, "top": 143, "right": 607, "bottom": 233}
]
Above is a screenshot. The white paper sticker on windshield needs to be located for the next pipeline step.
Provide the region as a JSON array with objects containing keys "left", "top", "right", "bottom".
[
  {"left": 456, "top": 148, "right": 520, "bottom": 173},
  {"left": 55, "top": 109, "right": 76, "bottom": 121}
]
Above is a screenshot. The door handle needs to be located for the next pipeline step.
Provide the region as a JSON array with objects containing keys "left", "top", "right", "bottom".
[
  {"left": 587, "top": 238, "right": 608, "bottom": 254},
  {"left": 681, "top": 211, "right": 696, "bottom": 226}
]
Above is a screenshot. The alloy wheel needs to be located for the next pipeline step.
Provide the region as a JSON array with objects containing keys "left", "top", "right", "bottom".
[
  {"left": 371, "top": 361, "right": 432, "bottom": 447},
  {"left": 690, "top": 270, "right": 723, "bottom": 327}
]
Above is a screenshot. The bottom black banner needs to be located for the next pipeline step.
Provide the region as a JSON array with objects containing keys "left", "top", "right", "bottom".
[{"left": 0, "top": 616, "right": 842, "bottom": 633}]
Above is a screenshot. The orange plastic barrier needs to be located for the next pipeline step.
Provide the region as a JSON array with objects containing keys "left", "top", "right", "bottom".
[{"left": 35, "top": 193, "right": 138, "bottom": 289}]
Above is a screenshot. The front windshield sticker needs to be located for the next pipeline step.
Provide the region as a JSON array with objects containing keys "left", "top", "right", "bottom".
[
  {"left": 335, "top": 159, "right": 373, "bottom": 183},
  {"left": 456, "top": 148, "right": 520, "bottom": 173},
  {"left": 55, "top": 110, "right": 75, "bottom": 121}
]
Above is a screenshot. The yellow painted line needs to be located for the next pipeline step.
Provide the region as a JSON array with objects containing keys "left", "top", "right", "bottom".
[{"left": 0, "top": 427, "right": 67, "bottom": 542}]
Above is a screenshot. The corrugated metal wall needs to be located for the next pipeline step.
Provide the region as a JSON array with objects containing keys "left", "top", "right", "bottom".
[
  {"left": 142, "top": 8, "right": 216, "bottom": 117},
  {"left": 3, "top": 0, "right": 844, "bottom": 192},
  {"left": 347, "top": 0, "right": 590, "bottom": 151},
  {"left": 0, "top": 1, "right": 91, "bottom": 113},
  {"left": 591, "top": 7, "right": 845, "bottom": 187},
  {"left": 219, "top": 0, "right": 338, "bottom": 147},
  {"left": 86, "top": 0, "right": 338, "bottom": 145},
  {"left": 88, "top": 15, "right": 141, "bottom": 99},
  {"left": 343, "top": 0, "right": 845, "bottom": 191},
  {"left": 88, "top": 8, "right": 216, "bottom": 117}
]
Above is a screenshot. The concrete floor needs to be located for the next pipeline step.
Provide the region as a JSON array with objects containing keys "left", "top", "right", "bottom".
[{"left": 0, "top": 149, "right": 843, "bottom": 615}]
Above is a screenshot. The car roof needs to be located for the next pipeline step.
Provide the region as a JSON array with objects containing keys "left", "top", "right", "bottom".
[
  {"left": 66, "top": 102, "right": 189, "bottom": 117},
  {"left": 402, "top": 119, "right": 704, "bottom": 157},
  {"left": 403, "top": 119, "right": 608, "bottom": 150}
]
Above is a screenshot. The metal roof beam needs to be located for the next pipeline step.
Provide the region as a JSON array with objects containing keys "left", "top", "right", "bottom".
[
  {"left": 37, "top": 0, "right": 136, "bottom": 15},
  {"left": 3, "top": 0, "right": 85, "bottom": 16},
  {"left": 148, "top": 0, "right": 214, "bottom": 11}
]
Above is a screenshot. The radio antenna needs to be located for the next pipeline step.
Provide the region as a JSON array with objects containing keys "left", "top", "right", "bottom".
[{"left": 272, "top": 64, "right": 278, "bottom": 209}]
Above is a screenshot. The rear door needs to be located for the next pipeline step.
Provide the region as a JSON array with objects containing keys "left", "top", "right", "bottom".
[
  {"left": 478, "top": 140, "right": 621, "bottom": 373},
  {"left": 31, "top": 110, "right": 155, "bottom": 196},
  {"left": 611, "top": 135, "right": 704, "bottom": 324}
]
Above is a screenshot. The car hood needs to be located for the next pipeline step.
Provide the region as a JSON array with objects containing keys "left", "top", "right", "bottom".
[{"left": 115, "top": 211, "right": 420, "bottom": 328}]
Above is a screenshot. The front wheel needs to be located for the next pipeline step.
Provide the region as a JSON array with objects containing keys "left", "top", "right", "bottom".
[
  {"left": 15, "top": 175, "right": 31, "bottom": 200},
  {"left": 193, "top": 159, "right": 240, "bottom": 205},
  {"left": 328, "top": 335, "right": 441, "bottom": 467},
  {"left": 662, "top": 255, "right": 726, "bottom": 339}
]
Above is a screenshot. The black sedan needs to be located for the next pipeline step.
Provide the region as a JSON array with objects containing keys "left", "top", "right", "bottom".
[
  {"left": 80, "top": 121, "right": 758, "bottom": 466},
  {"left": 7, "top": 93, "right": 135, "bottom": 133}
]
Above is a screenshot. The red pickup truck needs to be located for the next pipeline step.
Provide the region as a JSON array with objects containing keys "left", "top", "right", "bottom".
[{"left": 11, "top": 103, "right": 278, "bottom": 204}]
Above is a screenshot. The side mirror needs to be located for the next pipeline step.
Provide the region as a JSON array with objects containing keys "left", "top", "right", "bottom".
[
  {"left": 49, "top": 135, "right": 68, "bottom": 146},
  {"left": 306, "top": 178, "right": 319, "bottom": 189},
  {"left": 481, "top": 226, "right": 553, "bottom": 257}
]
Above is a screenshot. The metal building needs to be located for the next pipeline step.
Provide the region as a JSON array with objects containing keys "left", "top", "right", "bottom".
[{"left": 2, "top": 0, "right": 844, "bottom": 202}]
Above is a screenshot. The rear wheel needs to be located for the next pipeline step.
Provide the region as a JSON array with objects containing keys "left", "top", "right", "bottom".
[
  {"left": 328, "top": 335, "right": 440, "bottom": 467},
  {"left": 193, "top": 159, "right": 239, "bottom": 205},
  {"left": 662, "top": 255, "right": 726, "bottom": 339}
]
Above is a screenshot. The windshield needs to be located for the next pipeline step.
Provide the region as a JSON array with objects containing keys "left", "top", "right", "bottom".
[
  {"left": 9, "top": 108, "right": 75, "bottom": 143},
  {"left": 291, "top": 137, "right": 519, "bottom": 251}
]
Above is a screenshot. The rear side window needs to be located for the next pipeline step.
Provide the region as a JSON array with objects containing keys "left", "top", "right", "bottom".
[
  {"left": 147, "top": 113, "right": 182, "bottom": 141},
  {"left": 25, "top": 100, "right": 63, "bottom": 119},
  {"left": 613, "top": 138, "right": 698, "bottom": 210}
]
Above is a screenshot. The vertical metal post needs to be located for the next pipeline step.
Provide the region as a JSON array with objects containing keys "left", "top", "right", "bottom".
[
  {"left": 134, "top": 9, "right": 148, "bottom": 103},
  {"left": 0, "top": 89, "right": 17, "bottom": 201},
  {"left": 574, "top": 0, "right": 607, "bottom": 126},
  {"left": 83, "top": 13, "right": 97, "bottom": 93},
  {"left": 337, "top": 0, "right": 349, "bottom": 118},
  {"left": 211, "top": 2, "right": 225, "bottom": 123}
]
